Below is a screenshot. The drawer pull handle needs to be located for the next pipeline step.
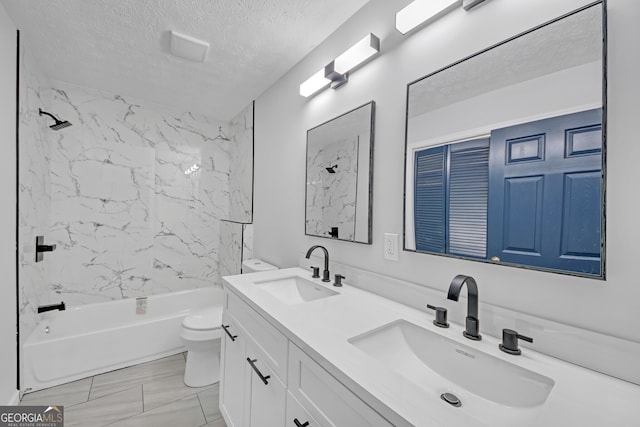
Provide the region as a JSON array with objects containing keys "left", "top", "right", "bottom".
[
  {"left": 247, "top": 358, "right": 271, "bottom": 385},
  {"left": 294, "top": 419, "right": 310, "bottom": 427},
  {"left": 221, "top": 324, "right": 237, "bottom": 341}
]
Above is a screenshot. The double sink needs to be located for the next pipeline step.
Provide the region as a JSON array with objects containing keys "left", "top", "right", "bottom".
[{"left": 252, "top": 273, "right": 555, "bottom": 419}]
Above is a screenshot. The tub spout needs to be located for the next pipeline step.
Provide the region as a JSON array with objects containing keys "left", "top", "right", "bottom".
[{"left": 37, "top": 302, "right": 65, "bottom": 313}]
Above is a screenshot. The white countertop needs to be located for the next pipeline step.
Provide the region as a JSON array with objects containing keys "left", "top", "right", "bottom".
[{"left": 223, "top": 267, "right": 640, "bottom": 427}]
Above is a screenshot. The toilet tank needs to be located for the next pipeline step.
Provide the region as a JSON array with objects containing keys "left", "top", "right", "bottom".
[{"left": 242, "top": 259, "right": 278, "bottom": 274}]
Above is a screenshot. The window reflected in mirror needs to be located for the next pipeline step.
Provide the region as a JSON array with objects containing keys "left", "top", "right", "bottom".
[{"left": 404, "top": 3, "right": 604, "bottom": 278}]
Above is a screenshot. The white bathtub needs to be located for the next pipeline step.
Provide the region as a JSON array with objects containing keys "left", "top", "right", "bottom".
[{"left": 22, "top": 287, "right": 224, "bottom": 393}]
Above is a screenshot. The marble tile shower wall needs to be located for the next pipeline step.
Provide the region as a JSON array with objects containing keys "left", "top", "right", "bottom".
[
  {"left": 219, "top": 221, "right": 254, "bottom": 277},
  {"left": 306, "top": 137, "right": 358, "bottom": 240},
  {"left": 242, "top": 224, "right": 253, "bottom": 262},
  {"left": 219, "top": 221, "right": 243, "bottom": 278},
  {"left": 18, "top": 44, "right": 52, "bottom": 345},
  {"left": 45, "top": 82, "right": 232, "bottom": 305},
  {"left": 227, "top": 102, "right": 254, "bottom": 223}
]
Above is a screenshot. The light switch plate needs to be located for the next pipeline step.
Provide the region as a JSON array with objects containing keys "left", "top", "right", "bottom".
[{"left": 384, "top": 233, "right": 399, "bottom": 261}]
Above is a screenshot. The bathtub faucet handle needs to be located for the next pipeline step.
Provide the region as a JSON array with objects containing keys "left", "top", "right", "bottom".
[
  {"left": 35, "top": 236, "right": 57, "bottom": 262},
  {"left": 37, "top": 301, "right": 65, "bottom": 313}
]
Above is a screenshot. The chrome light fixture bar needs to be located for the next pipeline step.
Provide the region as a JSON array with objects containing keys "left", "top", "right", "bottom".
[
  {"left": 395, "top": 0, "right": 460, "bottom": 34},
  {"left": 300, "top": 33, "right": 380, "bottom": 98}
]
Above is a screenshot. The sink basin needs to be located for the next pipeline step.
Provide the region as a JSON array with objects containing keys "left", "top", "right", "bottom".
[
  {"left": 253, "top": 276, "right": 338, "bottom": 304},
  {"left": 348, "top": 320, "right": 554, "bottom": 409}
]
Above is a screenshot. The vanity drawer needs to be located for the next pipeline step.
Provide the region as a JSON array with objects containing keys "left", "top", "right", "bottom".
[
  {"left": 225, "top": 290, "right": 288, "bottom": 382},
  {"left": 286, "top": 391, "right": 321, "bottom": 427},
  {"left": 288, "top": 344, "right": 392, "bottom": 427}
]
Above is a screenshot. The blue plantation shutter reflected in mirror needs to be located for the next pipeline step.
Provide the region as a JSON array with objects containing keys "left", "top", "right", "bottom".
[
  {"left": 449, "top": 139, "right": 489, "bottom": 258},
  {"left": 414, "top": 146, "right": 446, "bottom": 253},
  {"left": 414, "top": 139, "right": 489, "bottom": 257}
]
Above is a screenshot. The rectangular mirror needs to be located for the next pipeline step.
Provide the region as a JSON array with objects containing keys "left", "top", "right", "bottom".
[
  {"left": 404, "top": 3, "right": 605, "bottom": 278},
  {"left": 306, "top": 101, "right": 375, "bottom": 243}
]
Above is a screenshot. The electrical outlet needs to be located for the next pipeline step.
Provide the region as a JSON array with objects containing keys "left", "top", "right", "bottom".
[{"left": 383, "top": 233, "right": 399, "bottom": 261}]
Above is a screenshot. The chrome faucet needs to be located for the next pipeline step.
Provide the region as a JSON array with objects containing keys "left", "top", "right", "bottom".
[
  {"left": 447, "top": 275, "right": 482, "bottom": 341},
  {"left": 305, "top": 245, "right": 330, "bottom": 282}
]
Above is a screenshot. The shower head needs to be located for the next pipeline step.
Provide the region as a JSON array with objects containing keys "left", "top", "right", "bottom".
[
  {"left": 213, "top": 126, "right": 230, "bottom": 141},
  {"left": 325, "top": 165, "right": 338, "bottom": 174},
  {"left": 39, "top": 109, "right": 72, "bottom": 131}
]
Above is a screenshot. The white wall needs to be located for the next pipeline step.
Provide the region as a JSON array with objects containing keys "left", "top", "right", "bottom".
[
  {"left": 254, "top": 0, "right": 640, "bottom": 346},
  {"left": 0, "top": 2, "right": 18, "bottom": 404}
]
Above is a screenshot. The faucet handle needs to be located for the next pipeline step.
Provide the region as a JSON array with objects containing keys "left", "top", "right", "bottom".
[
  {"left": 499, "top": 329, "right": 533, "bottom": 355},
  {"left": 333, "top": 274, "right": 345, "bottom": 287},
  {"left": 427, "top": 304, "right": 449, "bottom": 328},
  {"left": 310, "top": 266, "right": 320, "bottom": 278}
]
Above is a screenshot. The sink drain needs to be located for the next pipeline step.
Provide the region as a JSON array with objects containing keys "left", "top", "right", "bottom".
[{"left": 441, "top": 392, "right": 462, "bottom": 407}]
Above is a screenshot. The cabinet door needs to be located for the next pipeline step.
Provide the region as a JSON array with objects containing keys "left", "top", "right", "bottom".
[
  {"left": 226, "top": 290, "right": 289, "bottom": 381},
  {"left": 288, "top": 344, "right": 392, "bottom": 427},
  {"left": 246, "top": 340, "right": 286, "bottom": 427},
  {"left": 220, "top": 312, "right": 248, "bottom": 427}
]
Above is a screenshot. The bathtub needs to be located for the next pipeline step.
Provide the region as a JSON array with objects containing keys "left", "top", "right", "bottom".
[{"left": 22, "top": 287, "right": 224, "bottom": 393}]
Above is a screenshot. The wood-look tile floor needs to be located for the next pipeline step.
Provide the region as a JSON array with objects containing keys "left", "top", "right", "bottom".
[{"left": 19, "top": 353, "right": 227, "bottom": 427}]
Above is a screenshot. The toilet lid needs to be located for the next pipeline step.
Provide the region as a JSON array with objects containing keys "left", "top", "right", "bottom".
[{"left": 182, "top": 307, "right": 223, "bottom": 331}]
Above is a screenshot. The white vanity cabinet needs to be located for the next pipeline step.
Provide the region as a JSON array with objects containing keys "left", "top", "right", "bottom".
[
  {"left": 220, "top": 291, "right": 288, "bottom": 427},
  {"left": 220, "top": 288, "right": 394, "bottom": 427}
]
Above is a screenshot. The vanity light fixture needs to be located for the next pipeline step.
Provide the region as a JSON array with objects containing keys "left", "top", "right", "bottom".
[
  {"left": 299, "top": 33, "right": 380, "bottom": 97},
  {"left": 300, "top": 69, "right": 331, "bottom": 98},
  {"left": 395, "top": 0, "right": 460, "bottom": 35},
  {"left": 331, "top": 33, "right": 380, "bottom": 79}
]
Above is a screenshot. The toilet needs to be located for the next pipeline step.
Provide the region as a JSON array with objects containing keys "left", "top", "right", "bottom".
[
  {"left": 242, "top": 258, "right": 278, "bottom": 274},
  {"left": 180, "top": 306, "right": 223, "bottom": 387},
  {"left": 180, "top": 259, "right": 277, "bottom": 387}
]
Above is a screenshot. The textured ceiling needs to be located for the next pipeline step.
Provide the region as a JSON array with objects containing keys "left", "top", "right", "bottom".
[
  {"left": 409, "top": 3, "right": 603, "bottom": 118},
  {"left": 2, "top": 0, "right": 370, "bottom": 120}
]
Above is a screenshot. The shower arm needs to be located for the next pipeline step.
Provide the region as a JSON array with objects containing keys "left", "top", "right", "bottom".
[{"left": 38, "top": 109, "right": 59, "bottom": 122}]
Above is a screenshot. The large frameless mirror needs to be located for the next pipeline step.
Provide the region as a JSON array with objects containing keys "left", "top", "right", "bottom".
[
  {"left": 404, "top": 3, "right": 605, "bottom": 278},
  {"left": 306, "top": 101, "right": 375, "bottom": 244}
]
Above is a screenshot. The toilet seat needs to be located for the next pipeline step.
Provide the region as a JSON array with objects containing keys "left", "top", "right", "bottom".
[{"left": 182, "top": 307, "right": 223, "bottom": 331}]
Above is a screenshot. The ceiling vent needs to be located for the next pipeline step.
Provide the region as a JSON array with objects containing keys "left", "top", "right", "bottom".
[{"left": 169, "top": 31, "right": 210, "bottom": 63}]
